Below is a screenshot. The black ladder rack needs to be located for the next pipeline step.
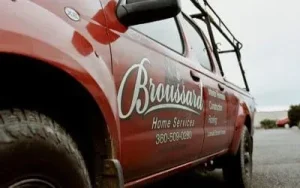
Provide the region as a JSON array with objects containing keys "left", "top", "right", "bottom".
[{"left": 189, "top": 0, "right": 250, "bottom": 92}]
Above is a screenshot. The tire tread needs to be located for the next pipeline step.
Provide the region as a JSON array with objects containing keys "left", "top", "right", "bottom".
[
  {"left": 223, "top": 126, "right": 252, "bottom": 188},
  {"left": 0, "top": 109, "right": 91, "bottom": 187}
]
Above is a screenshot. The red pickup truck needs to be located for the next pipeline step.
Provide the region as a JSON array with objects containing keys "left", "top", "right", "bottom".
[{"left": 0, "top": 0, "right": 255, "bottom": 187}]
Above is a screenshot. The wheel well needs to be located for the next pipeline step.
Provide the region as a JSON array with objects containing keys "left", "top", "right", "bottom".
[
  {"left": 245, "top": 115, "right": 252, "bottom": 135},
  {"left": 0, "top": 53, "right": 110, "bottom": 185}
]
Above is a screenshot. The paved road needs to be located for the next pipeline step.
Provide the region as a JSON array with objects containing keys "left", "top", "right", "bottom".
[{"left": 147, "top": 128, "right": 300, "bottom": 188}]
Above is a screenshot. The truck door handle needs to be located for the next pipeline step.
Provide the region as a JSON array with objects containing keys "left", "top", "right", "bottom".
[
  {"left": 218, "top": 83, "right": 225, "bottom": 91},
  {"left": 190, "top": 70, "right": 200, "bottom": 82}
]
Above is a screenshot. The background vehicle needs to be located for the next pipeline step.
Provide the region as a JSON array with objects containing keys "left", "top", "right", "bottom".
[
  {"left": 0, "top": 0, "right": 255, "bottom": 187},
  {"left": 276, "top": 117, "right": 290, "bottom": 127}
]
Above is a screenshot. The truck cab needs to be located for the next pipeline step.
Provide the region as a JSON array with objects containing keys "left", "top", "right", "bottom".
[{"left": 0, "top": 0, "right": 255, "bottom": 187}]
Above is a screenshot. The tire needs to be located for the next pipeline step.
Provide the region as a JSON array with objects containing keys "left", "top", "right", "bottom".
[
  {"left": 0, "top": 109, "right": 91, "bottom": 188},
  {"left": 223, "top": 126, "right": 253, "bottom": 188}
]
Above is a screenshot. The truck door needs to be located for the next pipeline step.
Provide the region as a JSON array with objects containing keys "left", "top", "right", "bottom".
[
  {"left": 102, "top": 1, "right": 205, "bottom": 181},
  {"left": 179, "top": 14, "right": 230, "bottom": 156}
]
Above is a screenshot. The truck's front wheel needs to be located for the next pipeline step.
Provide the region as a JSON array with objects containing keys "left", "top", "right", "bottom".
[
  {"left": 223, "top": 126, "right": 253, "bottom": 188},
  {"left": 0, "top": 109, "right": 91, "bottom": 188}
]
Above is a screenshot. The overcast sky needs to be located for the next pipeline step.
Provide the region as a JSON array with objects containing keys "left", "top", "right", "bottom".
[{"left": 182, "top": 0, "right": 300, "bottom": 111}]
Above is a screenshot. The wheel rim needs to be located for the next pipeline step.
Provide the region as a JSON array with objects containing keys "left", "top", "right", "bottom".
[
  {"left": 244, "top": 153, "right": 251, "bottom": 174},
  {"left": 9, "top": 178, "right": 57, "bottom": 188},
  {"left": 244, "top": 135, "right": 252, "bottom": 181}
]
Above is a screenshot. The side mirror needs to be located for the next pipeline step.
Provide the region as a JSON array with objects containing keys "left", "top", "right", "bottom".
[{"left": 117, "top": 0, "right": 181, "bottom": 26}]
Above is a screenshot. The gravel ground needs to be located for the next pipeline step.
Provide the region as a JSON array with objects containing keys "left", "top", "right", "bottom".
[{"left": 147, "top": 128, "right": 300, "bottom": 188}]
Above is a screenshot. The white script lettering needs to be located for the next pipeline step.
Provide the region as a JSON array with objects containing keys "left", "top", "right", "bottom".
[{"left": 117, "top": 58, "right": 204, "bottom": 119}]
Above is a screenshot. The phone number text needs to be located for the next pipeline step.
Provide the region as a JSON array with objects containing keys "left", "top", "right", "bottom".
[{"left": 156, "top": 131, "right": 192, "bottom": 145}]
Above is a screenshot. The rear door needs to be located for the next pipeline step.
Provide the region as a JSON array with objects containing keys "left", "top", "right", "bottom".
[
  {"left": 178, "top": 14, "right": 230, "bottom": 156},
  {"left": 104, "top": 2, "right": 206, "bottom": 181}
]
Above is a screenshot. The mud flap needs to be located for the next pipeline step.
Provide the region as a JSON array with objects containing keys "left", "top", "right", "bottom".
[{"left": 100, "top": 159, "right": 124, "bottom": 188}]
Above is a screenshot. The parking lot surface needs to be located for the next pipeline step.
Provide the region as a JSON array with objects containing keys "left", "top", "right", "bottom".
[{"left": 147, "top": 128, "right": 300, "bottom": 188}]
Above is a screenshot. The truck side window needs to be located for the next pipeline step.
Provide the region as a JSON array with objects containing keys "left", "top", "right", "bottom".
[
  {"left": 132, "top": 18, "right": 183, "bottom": 54},
  {"left": 180, "top": 15, "right": 213, "bottom": 71}
]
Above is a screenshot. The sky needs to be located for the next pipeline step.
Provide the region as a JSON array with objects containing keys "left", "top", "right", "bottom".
[{"left": 181, "top": 0, "right": 300, "bottom": 111}]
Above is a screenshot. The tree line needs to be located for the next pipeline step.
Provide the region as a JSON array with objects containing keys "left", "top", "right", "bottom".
[
  {"left": 288, "top": 104, "right": 300, "bottom": 127},
  {"left": 260, "top": 104, "right": 300, "bottom": 129}
]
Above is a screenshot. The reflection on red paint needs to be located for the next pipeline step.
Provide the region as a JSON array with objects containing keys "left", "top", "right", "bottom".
[
  {"left": 86, "top": 8, "right": 111, "bottom": 45},
  {"left": 72, "top": 1, "right": 128, "bottom": 56},
  {"left": 72, "top": 31, "right": 93, "bottom": 56},
  {"left": 87, "top": 22, "right": 111, "bottom": 44},
  {"left": 103, "top": 1, "right": 127, "bottom": 33},
  {"left": 87, "top": 1, "right": 127, "bottom": 44}
]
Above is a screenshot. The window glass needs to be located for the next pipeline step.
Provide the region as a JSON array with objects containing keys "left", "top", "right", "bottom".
[
  {"left": 133, "top": 18, "right": 183, "bottom": 53},
  {"left": 180, "top": 16, "right": 213, "bottom": 71},
  {"left": 220, "top": 53, "right": 245, "bottom": 88},
  {"left": 181, "top": 0, "right": 201, "bottom": 15}
]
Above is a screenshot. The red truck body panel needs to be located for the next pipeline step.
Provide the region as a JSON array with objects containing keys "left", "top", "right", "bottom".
[
  {"left": 0, "top": 0, "right": 255, "bottom": 186},
  {"left": 0, "top": 0, "right": 123, "bottom": 158}
]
